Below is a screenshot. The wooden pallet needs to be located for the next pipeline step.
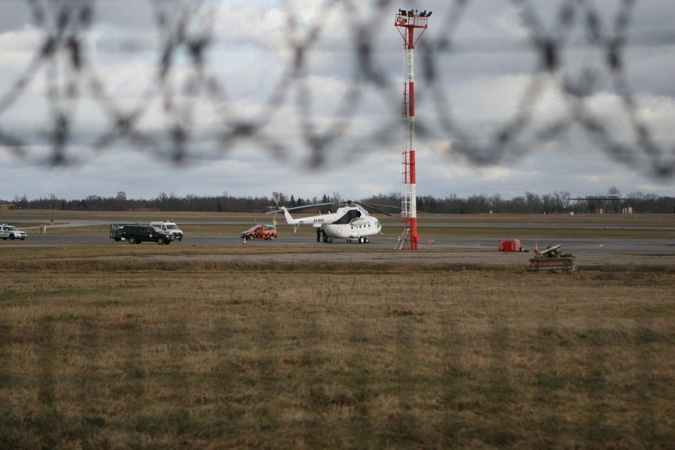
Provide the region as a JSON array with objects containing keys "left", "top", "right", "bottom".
[{"left": 529, "top": 256, "right": 577, "bottom": 272}]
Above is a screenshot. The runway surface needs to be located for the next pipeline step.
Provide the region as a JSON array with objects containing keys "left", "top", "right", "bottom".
[{"left": 5, "top": 233, "right": 675, "bottom": 266}]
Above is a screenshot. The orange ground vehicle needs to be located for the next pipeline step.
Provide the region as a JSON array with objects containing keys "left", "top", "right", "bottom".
[{"left": 240, "top": 224, "right": 277, "bottom": 241}]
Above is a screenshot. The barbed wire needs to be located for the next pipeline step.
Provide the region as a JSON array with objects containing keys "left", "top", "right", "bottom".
[{"left": 0, "top": 0, "right": 673, "bottom": 177}]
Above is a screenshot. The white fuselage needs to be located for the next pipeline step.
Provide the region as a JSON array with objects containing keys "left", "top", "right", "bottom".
[{"left": 323, "top": 216, "right": 381, "bottom": 240}]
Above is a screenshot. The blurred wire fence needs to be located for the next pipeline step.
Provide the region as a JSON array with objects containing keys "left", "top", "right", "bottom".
[{"left": 0, "top": 0, "right": 673, "bottom": 176}]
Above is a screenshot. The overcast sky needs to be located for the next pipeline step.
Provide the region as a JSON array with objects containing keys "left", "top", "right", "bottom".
[{"left": 1, "top": 0, "right": 674, "bottom": 202}]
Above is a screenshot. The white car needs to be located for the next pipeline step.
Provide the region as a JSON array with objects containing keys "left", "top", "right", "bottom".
[
  {"left": 0, "top": 224, "right": 27, "bottom": 240},
  {"left": 149, "top": 221, "right": 183, "bottom": 241}
]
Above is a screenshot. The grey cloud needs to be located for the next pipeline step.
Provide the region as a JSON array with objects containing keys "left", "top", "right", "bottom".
[{"left": 1, "top": 0, "right": 675, "bottom": 200}]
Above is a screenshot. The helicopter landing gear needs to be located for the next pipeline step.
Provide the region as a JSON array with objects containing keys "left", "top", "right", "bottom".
[{"left": 320, "top": 230, "right": 333, "bottom": 243}]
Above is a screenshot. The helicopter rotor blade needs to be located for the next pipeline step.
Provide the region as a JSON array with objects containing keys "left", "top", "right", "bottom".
[
  {"left": 357, "top": 202, "right": 394, "bottom": 216},
  {"left": 358, "top": 202, "right": 435, "bottom": 215},
  {"left": 265, "top": 201, "right": 338, "bottom": 214}
]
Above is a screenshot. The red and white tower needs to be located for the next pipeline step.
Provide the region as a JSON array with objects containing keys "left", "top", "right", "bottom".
[{"left": 395, "top": 8, "right": 430, "bottom": 250}]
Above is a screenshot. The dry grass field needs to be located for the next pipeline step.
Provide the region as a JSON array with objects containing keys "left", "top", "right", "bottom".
[{"left": 1, "top": 250, "right": 674, "bottom": 448}]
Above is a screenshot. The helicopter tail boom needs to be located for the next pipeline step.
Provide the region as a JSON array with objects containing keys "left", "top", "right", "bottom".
[{"left": 281, "top": 207, "right": 300, "bottom": 225}]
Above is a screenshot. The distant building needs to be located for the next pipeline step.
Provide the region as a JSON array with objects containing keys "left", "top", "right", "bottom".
[{"left": 571, "top": 195, "right": 627, "bottom": 214}]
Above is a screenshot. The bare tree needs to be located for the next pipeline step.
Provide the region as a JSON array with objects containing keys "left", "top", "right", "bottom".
[
  {"left": 559, "top": 191, "right": 571, "bottom": 210},
  {"left": 115, "top": 191, "right": 127, "bottom": 211},
  {"left": 542, "top": 194, "right": 554, "bottom": 213},
  {"left": 525, "top": 192, "right": 542, "bottom": 213},
  {"left": 488, "top": 194, "right": 502, "bottom": 213},
  {"left": 607, "top": 186, "right": 621, "bottom": 197},
  {"left": 607, "top": 186, "right": 621, "bottom": 212}
]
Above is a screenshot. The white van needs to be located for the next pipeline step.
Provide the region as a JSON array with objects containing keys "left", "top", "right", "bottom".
[{"left": 149, "top": 221, "right": 183, "bottom": 241}]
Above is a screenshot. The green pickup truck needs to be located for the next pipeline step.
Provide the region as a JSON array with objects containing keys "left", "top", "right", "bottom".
[{"left": 110, "top": 223, "right": 173, "bottom": 245}]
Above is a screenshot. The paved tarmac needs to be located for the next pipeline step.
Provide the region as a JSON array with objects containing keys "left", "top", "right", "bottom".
[{"left": 5, "top": 233, "right": 675, "bottom": 266}]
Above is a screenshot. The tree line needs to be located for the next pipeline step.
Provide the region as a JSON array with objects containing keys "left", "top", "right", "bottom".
[{"left": 4, "top": 188, "right": 675, "bottom": 214}]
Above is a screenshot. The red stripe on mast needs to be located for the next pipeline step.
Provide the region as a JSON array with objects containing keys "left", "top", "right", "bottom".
[{"left": 395, "top": 10, "right": 428, "bottom": 251}]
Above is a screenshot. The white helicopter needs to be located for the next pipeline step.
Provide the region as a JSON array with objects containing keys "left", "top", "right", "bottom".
[{"left": 274, "top": 202, "right": 389, "bottom": 244}]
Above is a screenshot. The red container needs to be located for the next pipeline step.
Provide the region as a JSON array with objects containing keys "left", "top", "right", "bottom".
[
  {"left": 499, "top": 240, "right": 512, "bottom": 252},
  {"left": 512, "top": 239, "right": 522, "bottom": 252},
  {"left": 499, "top": 239, "right": 522, "bottom": 252}
]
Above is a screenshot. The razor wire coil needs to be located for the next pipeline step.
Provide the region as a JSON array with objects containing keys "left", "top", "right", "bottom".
[{"left": 0, "top": 0, "right": 673, "bottom": 177}]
